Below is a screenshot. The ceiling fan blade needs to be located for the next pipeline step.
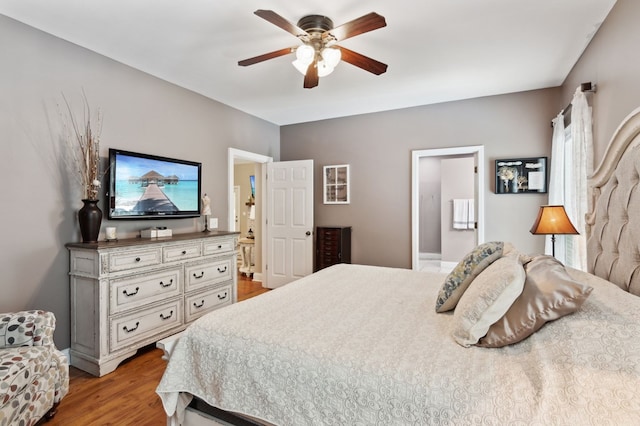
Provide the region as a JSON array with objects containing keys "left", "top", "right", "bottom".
[
  {"left": 327, "top": 12, "right": 386, "bottom": 42},
  {"left": 238, "top": 47, "right": 293, "bottom": 66},
  {"left": 254, "top": 10, "right": 308, "bottom": 38},
  {"left": 303, "top": 62, "right": 319, "bottom": 89},
  {"left": 338, "top": 46, "right": 388, "bottom": 75}
]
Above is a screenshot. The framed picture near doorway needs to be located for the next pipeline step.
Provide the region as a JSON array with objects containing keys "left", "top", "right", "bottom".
[
  {"left": 323, "top": 164, "right": 350, "bottom": 204},
  {"left": 495, "top": 157, "right": 547, "bottom": 194}
]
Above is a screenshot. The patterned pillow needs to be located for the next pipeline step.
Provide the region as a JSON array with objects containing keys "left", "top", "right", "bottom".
[
  {"left": 435, "top": 241, "right": 504, "bottom": 312},
  {"left": 477, "top": 255, "right": 593, "bottom": 348},
  {"left": 451, "top": 253, "right": 526, "bottom": 347},
  {"left": 0, "top": 311, "right": 39, "bottom": 348}
]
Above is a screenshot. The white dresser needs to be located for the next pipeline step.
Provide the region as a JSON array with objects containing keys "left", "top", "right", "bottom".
[{"left": 66, "top": 231, "right": 238, "bottom": 376}]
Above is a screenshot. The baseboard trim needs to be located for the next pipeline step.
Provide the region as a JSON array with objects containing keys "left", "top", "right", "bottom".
[
  {"left": 441, "top": 261, "right": 458, "bottom": 271},
  {"left": 420, "top": 252, "right": 442, "bottom": 260}
]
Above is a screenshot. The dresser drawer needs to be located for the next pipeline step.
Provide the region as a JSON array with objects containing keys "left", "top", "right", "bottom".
[
  {"left": 185, "top": 285, "right": 232, "bottom": 322},
  {"left": 203, "top": 237, "right": 236, "bottom": 256},
  {"left": 108, "top": 248, "right": 162, "bottom": 272},
  {"left": 110, "top": 300, "right": 182, "bottom": 352},
  {"left": 109, "top": 268, "right": 182, "bottom": 315},
  {"left": 185, "top": 258, "right": 233, "bottom": 292},
  {"left": 163, "top": 243, "right": 202, "bottom": 263}
]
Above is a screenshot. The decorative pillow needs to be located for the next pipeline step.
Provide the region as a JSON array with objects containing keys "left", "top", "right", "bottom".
[
  {"left": 502, "top": 242, "right": 533, "bottom": 265},
  {"left": 477, "top": 255, "right": 593, "bottom": 348},
  {"left": 435, "top": 241, "right": 504, "bottom": 312},
  {"left": 451, "top": 253, "right": 525, "bottom": 347},
  {"left": 0, "top": 312, "right": 37, "bottom": 347}
]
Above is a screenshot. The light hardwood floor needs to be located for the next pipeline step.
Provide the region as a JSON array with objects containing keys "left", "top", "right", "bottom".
[{"left": 45, "top": 273, "right": 269, "bottom": 426}]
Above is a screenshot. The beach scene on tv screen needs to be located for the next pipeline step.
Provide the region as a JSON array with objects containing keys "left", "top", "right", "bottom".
[{"left": 113, "top": 153, "right": 199, "bottom": 215}]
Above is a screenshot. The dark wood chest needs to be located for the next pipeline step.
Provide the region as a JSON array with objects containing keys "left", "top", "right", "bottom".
[{"left": 315, "top": 226, "right": 352, "bottom": 271}]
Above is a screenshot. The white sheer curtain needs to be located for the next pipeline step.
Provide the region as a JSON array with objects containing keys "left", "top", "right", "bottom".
[
  {"left": 566, "top": 88, "right": 593, "bottom": 270},
  {"left": 547, "top": 87, "right": 593, "bottom": 269},
  {"left": 548, "top": 112, "right": 567, "bottom": 262}
]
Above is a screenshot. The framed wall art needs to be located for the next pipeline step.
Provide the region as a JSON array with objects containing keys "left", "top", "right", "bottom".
[
  {"left": 323, "top": 164, "right": 350, "bottom": 204},
  {"left": 495, "top": 157, "right": 547, "bottom": 194}
]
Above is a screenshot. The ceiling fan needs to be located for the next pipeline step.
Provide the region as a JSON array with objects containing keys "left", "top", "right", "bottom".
[{"left": 238, "top": 10, "right": 388, "bottom": 89}]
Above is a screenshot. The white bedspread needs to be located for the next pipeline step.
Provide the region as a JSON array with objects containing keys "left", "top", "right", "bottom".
[{"left": 157, "top": 264, "right": 640, "bottom": 425}]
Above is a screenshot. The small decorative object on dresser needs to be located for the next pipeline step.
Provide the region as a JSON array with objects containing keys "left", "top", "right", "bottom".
[
  {"left": 66, "top": 230, "right": 238, "bottom": 376},
  {"left": 105, "top": 226, "right": 117, "bottom": 241},
  {"left": 78, "top": 198, "right": 102, "bottom": 243},
  {"left": 202, "top": 193, "right": 211, "bottom": 232}
]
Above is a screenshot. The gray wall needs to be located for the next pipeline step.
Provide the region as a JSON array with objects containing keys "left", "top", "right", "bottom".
[
  {"left": 0, "top": 16, "right": 279, "bottom": 348},
  {"left": 418, "top": 157, "right": 441, "bottom": 254},
  {"left": 561, "top": 0, "right": 640, "bottom": 165},
  {"left": 281, "top": 89, "right": 560, "bottom": 268}
]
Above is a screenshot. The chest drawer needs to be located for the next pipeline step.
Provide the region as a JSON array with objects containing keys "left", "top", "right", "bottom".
[
  {"left": 203, "top": 237, "right": 236, "bottom": 256},
  {"left": 185, "top": 258, "right": 233, "bottom": 292},
  {"left": 108, "top": 248, "right": 162, "bottom": 272},
  {"left": 185, "top": 285, "right": 232, "bottom": 322},
  {"left": 163, "top": 243, "right": 202, "bottom": 263},
  {"left": 317, "top": 229, "right": 340, "bottom": 240},
  {"left": 109, "top": 268, "right": 182, "bottom": 315},
  {"left": 110, "top": 300, "right": 182, "bottom": 352}
]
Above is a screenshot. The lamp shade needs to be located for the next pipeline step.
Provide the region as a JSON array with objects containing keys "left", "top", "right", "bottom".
[{"left": 530, "top": 205, "right": 579, "bottom": 235}]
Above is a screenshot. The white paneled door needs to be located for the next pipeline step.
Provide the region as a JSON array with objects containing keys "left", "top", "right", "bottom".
[{"left": 266, "top": 160, "right": 314, "bottom": 288}]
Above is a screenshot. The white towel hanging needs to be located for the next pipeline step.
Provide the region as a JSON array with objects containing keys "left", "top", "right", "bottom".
[
  {"left": 466, "top": 199, "right": 475, "bottom": 229},
  {"left": 453, "top": 199, "right": 469, "bottom": 229}
]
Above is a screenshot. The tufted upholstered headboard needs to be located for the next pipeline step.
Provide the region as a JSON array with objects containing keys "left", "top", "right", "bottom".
[{"left": 586, "top": 107, "right": 640, "bottom": 295}]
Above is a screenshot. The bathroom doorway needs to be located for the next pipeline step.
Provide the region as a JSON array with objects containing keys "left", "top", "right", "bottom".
[{"left": 411, "top": 146, "right": 485, "bottom": 271}]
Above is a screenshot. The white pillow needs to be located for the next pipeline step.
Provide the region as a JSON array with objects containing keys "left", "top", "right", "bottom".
[{"left": 451, "top": 253, "right": 525, "bottom": 347}]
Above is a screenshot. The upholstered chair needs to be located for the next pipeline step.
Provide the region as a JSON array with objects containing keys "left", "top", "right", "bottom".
[{"left": 0, "top": 310, "right": 69, "bottom": 426}]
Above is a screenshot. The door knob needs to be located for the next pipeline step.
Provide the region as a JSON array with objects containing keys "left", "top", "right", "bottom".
[{"left": 306, "top": 231, "right": 311, "bottom": 236}]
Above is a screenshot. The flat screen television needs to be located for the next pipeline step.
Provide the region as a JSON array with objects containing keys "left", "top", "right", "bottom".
[{"left": 107, "top": 148, "right": 202, "bottom": 219}]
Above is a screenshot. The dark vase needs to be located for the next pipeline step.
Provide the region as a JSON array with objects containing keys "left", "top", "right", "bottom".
[{"left": 78, "top": 199, "right": 102, "bottom": 243}]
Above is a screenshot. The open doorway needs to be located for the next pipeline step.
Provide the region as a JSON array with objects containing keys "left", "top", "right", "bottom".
[
  {"left": 411, "top": 146, "right": 485, "bottom": 271},
  {"left": 228, "top": 148, "right": 272, "bottom": 283}
]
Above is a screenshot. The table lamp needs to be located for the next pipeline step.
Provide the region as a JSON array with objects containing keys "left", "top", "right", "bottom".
[{"left": 530, "top": 205, "right": 579, "bottom": 257}]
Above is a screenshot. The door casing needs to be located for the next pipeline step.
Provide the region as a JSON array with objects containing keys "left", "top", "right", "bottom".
[{"left": 411, "top": 146, "right": 485, "bottom": 270}]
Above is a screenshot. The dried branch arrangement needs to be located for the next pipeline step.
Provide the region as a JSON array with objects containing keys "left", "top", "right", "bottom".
[{"left": 59, "top": 91, "right": 103, "bottom": 200}]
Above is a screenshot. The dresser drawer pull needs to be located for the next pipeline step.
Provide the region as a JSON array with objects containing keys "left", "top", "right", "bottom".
[
  {"left": 193, "top": 300, "right": 205, "bottom": 309},
  {"left": 123, "top": 322, "right": 139, "bottom": 333},
  {"left": 135, "top": 257, "right": 141, "bottom": 262},
  {"left": 218, "top": 245, "right": 223, "bottom": 249},
  {"left": 122, "top": 287, "right": 140, "bottom": 297},
  {"left": 217, "top": 266, "right": 228, "bottom": 273},
  {"left": 182, "top": 250, "right": 187, "bottom": 255},
  {"left": 217, "top": 292, "right": 228, "bottom": 300},
  {"left": 160, "top": 310, "right": 174, "bottom": 320},
  {"left": 159, "top": 279, "right": 174, "bottom": 288},
  {"left": 193, "top": 271, "right": 205, "bottom": 279}
]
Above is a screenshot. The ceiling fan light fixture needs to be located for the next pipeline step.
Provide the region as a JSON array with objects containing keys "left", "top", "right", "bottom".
[
  {"left": 295, "top": 44, "right": 315, "bottom": 65},
  {"left": 292, "top": 59, "right": 310, "bottom": 75},
  {"left": 317, "top": 60, "right": 335, "bottom": 77},
  {"left": 321, "top": 47, "right": 341, "bottom": 68},
  {"left": 241, "top": 10, "right": 388, "bottom": 88}
]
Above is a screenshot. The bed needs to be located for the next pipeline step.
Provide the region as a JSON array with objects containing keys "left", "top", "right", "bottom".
[{"left": 157, "top": 107, "right": 640, "bottom": 426}]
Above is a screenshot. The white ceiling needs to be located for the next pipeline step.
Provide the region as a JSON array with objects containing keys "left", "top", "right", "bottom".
[{"left": 1, "top": 1, "right": 617, "bottom": 125}]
